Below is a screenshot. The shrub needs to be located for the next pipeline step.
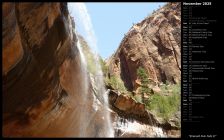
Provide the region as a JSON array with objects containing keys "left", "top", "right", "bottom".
[
  {"left": 99, "top": 57, "right": 108, "bottom": 76},
  {"left": 146, "top": 83, "right": 180, "bottom": 121},
  {"left": 105, "top": 75, "right": 127, "bottom": 93},
  {"left": 133, "top": 94, "right": 143, "bottom": 103}
]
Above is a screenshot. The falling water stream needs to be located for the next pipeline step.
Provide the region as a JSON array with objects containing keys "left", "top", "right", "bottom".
[
  {"left": 114, "top": 116, "right": 166, "bottom": 137},
  {"left": 67, "top": 2, "right": 168, "bottom": 138},
  {"left": 68, "top": 3, "right": 114, "bottom": 137}
]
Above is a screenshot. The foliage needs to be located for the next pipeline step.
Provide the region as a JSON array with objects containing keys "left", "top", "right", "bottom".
[
  {"left": 125, "top": 91, "right": 135, "bottom": 97},
  {"left": 137, "top": 67, "right": 151, "bottom": 95},
  {"left": 145, "top": 83, "right": 181, "bottom": 121},
  {"left": 133, "top": 94, "right": 143, "bottom": 103},
  {"left": 86, "top": 55, "right": 97, "bottom": 75},
  {"left": 78, "top": 35, "right": 108, "bottom": 76},
  {"left": 99, "top": 57, "right": 108, "bottom": 76},
  {"left": 78, "top": 36, "right": 97, "bottom": 75},
  {"left": 137, "top": 67, "right": 149, "bottom": 85},
  {"left": 105, "top": 75, "right": 127, "bottom": 93}
]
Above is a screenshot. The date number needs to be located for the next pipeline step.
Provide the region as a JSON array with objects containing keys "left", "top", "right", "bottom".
[{"left": 203, "top": 2, "right": 212, "bottom": 5}]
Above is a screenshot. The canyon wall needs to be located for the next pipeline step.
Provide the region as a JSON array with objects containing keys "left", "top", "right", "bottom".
[
  {"left": 107, "top": 3, "right": 181, "bottom": 91},
  {"left": 105, "top": 3, "right": 181, "bottom": 137},
  {"left": 2, "top": 3, "right": 105, "bottom": 137}
]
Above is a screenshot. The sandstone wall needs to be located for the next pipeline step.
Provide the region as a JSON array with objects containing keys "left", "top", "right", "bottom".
[
  {"left": 2, "top": 3, "right": 99, "bottom": 137},
  {"left": 107, "top": 3, "right": 181, "bottom": 91}
]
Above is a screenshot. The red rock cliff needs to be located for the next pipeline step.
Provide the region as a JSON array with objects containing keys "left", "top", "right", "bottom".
[
  {"left": 2, "top": 3, "right": 105, "bottom": 137},
  {"left": 107, "top": 3, "right": 181, "bottom": 91}
]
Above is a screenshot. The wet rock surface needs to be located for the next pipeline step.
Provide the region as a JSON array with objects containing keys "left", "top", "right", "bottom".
[
  {"left": 3, "top": 3, "right": 79, "bottom": 137},
  {"left": 108, "top": 89, "right": 180, "bottom": 133},
  {"left": 3, "top": 3, "right": 110, "bottom": 137}
]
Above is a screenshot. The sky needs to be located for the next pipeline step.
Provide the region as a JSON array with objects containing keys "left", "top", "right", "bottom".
[{"left": 72, "top": 2, "right": 166, "bottom": 59}]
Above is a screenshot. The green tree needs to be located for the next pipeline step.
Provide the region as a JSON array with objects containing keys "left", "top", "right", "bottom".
[{"left": 137, "top": 67, "right": 151, "bottom": 94}]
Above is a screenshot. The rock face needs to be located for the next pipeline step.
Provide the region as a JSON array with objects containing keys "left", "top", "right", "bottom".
[
  {"left": 107, "top": 3, "right": 181, "bottom": 91},
  {"left": 108, "top": 89, "right": 159, "bottom": 126},
  {"left": 108, "top": 89, "right": 179, "bottom": 131},
  {"left": 2, "top": 3, "right": 109, "bottom": 137},
  {"left": 105, "top": 3, "right": 181, "bottom": 137}
]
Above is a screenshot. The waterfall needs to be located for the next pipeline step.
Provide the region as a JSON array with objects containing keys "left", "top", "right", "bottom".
[
  {"left": 68, "top": 3, "right": 114, "bottom": 137},
  {"left": 114, "top": 116, "right": 166, "bottom": 137},
  {"left": 67, "top": 3, "right": 166, "bottom": 138}
]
